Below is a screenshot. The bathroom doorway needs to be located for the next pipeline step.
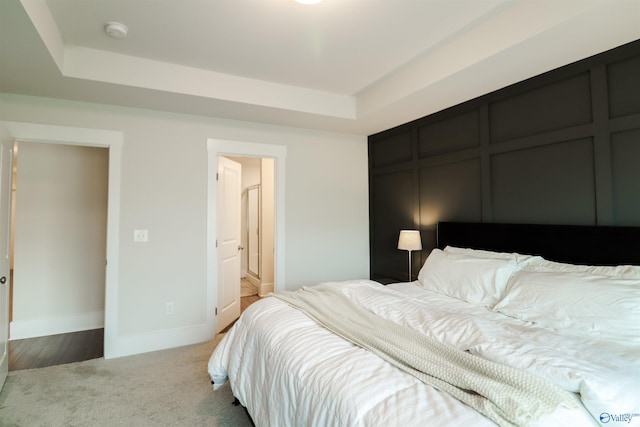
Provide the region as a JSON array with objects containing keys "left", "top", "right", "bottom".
[{"left": 227, "top": 156, "right": 275, "bottom": 298}]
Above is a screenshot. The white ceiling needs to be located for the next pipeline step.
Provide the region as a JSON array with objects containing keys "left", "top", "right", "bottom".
[{"left": 1, "top": 0, "right": 639, "bottom": 135}]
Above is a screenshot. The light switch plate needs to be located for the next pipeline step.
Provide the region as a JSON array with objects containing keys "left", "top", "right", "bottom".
[{"left": 134, "top": 229, "right": 148, "bottom": 242}]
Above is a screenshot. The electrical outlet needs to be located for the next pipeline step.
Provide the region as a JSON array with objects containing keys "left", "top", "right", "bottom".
[
  {"left": 134, "top": 229, "right": 148, "bottom": 242},
  {"left": 166, "top": 302, "right": 174, "bottom": 316}
]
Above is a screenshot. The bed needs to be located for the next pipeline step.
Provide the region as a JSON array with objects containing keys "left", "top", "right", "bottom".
[{"left": 208, "top": 222, "right": 640, "bottom": 427}]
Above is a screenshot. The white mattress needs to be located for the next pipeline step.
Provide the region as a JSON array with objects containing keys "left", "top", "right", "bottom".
[{"left": 209, "top": 279, "right": 639, "bottom": 427}]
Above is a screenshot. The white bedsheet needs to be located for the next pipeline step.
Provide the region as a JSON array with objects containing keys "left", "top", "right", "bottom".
[{"left": 208, "top": 280, "right": 639, "bottom": 427}]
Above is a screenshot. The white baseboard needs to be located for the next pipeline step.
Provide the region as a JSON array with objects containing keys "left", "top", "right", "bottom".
[
  {"left": 246, "top": 274, "right": 260, "bottom": 287},
  {"left": 9, "top": 312, "right": 215, "bottom": 360},
  {"left": 259, "top": 282, "right": 274, "bottom": 297},
  {"left": 10, "top": 311, "right": 105, "bottom": 340},
  {"left": 104, "top": 323, "right": 214, "bottom": 359}
]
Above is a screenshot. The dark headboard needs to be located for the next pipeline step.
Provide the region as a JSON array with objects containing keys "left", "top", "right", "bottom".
[{"left": 436, "top": 222, "right": 640, "bottom": 266}]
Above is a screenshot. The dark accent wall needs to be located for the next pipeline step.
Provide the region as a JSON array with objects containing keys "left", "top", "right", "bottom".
[{"left": 369, "top": 40, "right": 640, "bottom": 282}]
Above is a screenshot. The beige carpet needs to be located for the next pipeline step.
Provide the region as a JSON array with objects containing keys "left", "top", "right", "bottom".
[{"left": 0, "top": 334, "right": 254, "bottom": 427}]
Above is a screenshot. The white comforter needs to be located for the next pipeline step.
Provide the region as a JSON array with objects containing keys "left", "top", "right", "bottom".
[{"left": 208, "top": 280, "right": 640, "bottom": 427}]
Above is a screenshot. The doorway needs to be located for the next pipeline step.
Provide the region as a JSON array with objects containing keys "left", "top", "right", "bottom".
[
  {"left": 0, "top": 120, "right": 123, "bottom": 363},
  {"left": 207, "top": 138, "right": 287, "bottom": 334},
  {"left": 215, "top": 155, "right": 275, "bottom": 332},
  {"left": 226, "top": 156, "right": 275, "bottom": 299},
  {"left": 8, "top": 140, "right": 108, "bottom": 369}
]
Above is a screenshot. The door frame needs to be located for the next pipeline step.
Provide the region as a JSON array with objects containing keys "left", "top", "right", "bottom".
[
  {"left": 0, "top": 121, "right": 122, "bottom": 359},
  {"left": 206, "top": 138, "right": 286, "bottom": 333},
  {"left": 0, "top": 127, "right": 13, "bottom": 389}
]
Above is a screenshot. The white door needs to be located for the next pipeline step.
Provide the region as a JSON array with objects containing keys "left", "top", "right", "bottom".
[
  {"left": 0, "top": 132, "right": 12, "bottom": 389},
  {"left": 216, "top": 157, "right": 242, "bottom": 333}
]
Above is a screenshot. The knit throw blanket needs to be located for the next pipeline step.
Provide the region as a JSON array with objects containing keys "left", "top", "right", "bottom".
[{"left": 273, "top": 284, "right": 578, "bottom": 427}]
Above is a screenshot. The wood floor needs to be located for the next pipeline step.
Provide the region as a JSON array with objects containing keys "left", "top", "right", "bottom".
[
  {"left": 241, "top": 294, "right": 261, "bottom": 312},
  {"left": 8, "top": 295, "right": 261, "bottom": 371},
  {"left": 8, "top": 328, "right": 104, "bottom": 371}
]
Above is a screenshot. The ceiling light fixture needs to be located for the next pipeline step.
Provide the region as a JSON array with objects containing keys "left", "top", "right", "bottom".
[
  {"left": 105, "top": 21, "right": 128, "bottom": 38},
  {"left": 295, "top": 0, "right": 322, "bottom": 4}
]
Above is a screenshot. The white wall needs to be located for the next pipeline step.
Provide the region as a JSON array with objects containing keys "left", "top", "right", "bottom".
[
  {"left": 11, "top": 141, "right": 108, "bottom": 339},
  {"left": 0, "top": 93, "right": 369, "bottom": 356},
  {"left": 284, "top": 137, "right": 371, "bottom": 287}
]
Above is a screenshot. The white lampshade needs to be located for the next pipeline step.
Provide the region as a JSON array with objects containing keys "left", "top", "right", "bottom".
[{"left": 397, "top": 230, "right": 422, "bottom": 251}]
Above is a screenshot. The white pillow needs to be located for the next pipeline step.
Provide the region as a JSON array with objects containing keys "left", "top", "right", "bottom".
[
  {"left": 418, "top": 248, "right": 519, "bottom": 306},
  {"left": 524, "top": 257, "right": 640, "bottom": 279},
  {"left": 443, "top": 245, "right": 541, "bottom": 266},
  {"left": 493, "top": 269, "right": 640, "bottom": 342},
  {"left": 444, "top": 245, "right": 516, "bottom": 259}
]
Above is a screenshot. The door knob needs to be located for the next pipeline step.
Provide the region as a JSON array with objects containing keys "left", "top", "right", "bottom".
[
  {"left": 0, "top": 276, "right": 6, "bottom": 284},
  {"left": 238, "top": 246, "right": 244, "bottom": 251}
]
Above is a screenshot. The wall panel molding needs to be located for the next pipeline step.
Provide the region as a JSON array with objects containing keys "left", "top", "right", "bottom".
[{"left": 369, "top": 40, "right": 640, "bottom": 282}]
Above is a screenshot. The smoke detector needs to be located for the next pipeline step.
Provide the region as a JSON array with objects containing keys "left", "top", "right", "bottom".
[{"left": 105, "top": 21, "right": 128, "bottom": 38}]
